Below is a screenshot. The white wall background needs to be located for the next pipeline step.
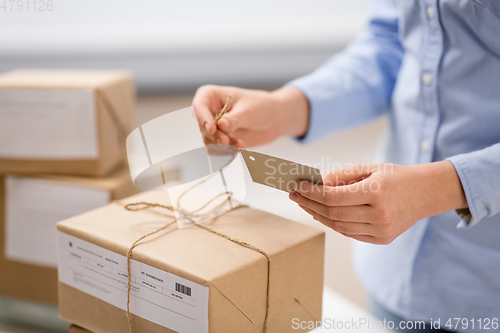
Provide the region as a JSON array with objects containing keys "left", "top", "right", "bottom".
[{"left": 0, "top": 0, "right": 368, "bottom": 91}]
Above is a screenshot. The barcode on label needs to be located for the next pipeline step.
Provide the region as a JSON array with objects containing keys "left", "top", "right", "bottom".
[{"left": 175, "top": 282, "right": 192, "bottom": 296}]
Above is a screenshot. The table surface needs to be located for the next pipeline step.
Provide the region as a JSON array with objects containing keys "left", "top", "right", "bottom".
[{"left": 312, "top": 287, "right": 391, "bottom": 333}]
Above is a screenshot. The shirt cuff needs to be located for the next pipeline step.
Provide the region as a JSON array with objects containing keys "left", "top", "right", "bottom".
[
  {"left": 284, "top": 81, "right": 324, "bottom": 145},
  {"left": 446, "top": 156, "right": 481, "bottom": 229}
]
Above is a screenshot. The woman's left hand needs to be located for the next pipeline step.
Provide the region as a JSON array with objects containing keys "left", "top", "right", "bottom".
[{"left": 289, "top": 161, "right": 468, "bottom": 245}]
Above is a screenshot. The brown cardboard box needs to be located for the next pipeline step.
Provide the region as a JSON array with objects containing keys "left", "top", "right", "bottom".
[
  {"left": 57, "top": 191, "right": 325, "bottom": 333},
  {"left": 0, "top": 69, "right": 135, "bottom": 176},
  {"left": 0, "top": 166, "right": 175, "bottom": 305},
  {"left": 70, "top": 325, "right": 92, "bottom": 333}
]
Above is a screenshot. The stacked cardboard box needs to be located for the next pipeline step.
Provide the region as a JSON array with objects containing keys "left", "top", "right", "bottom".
[
  {"left": 0, "top": 167, "right": 146, "bottom": 305},
  {"left": 70, "top": 325, "right": 91, "bottom": 333},
  {"left": 0, "top": 69, "right": 135, "bottom": 176},
  {"left": 0, "top": 69, "right": 162, "bottom": 331},
  {"left": 0, "top": 69, "right": 139, "bottom": 309},
  {"left": 57, "top": 191, "right": 325, "bottom": 333}
]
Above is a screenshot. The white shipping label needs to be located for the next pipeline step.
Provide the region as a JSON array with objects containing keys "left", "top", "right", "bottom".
[
  {"left": 5, "top": 175, "right": 111, "bottom": 267},
  {"left": 0, "top": 89, "right": 99, "bottom": 159},
  {"left": 57, "top": 232, "right": 209, "bottom": 333}
]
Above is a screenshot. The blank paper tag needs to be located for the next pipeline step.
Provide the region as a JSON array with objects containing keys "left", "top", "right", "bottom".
[{"left": 239, "top": 149, "right": 323, "bottom": 193}]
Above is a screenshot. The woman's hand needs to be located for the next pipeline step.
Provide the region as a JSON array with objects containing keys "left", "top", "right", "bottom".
[
  {"left": 192, "top": 85, "right": 309, "bottom": 148},
  {"left": 289, "top": 161, "right": 468, "bottom": 244}
]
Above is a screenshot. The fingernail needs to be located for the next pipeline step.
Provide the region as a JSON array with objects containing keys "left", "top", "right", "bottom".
[
  {"left": 289, "top": 191, "right": 298, "bottom": 202},
  {"left": 293, "top": 182, "right": 298, "bottom": 191},
  {"left": 216, "top": 138, "right": 221, "bottom": 144},
  {"left": 204, "top": 122, "right": 211, "bottom": 133}
]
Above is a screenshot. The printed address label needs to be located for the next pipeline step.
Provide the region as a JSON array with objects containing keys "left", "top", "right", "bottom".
[{"left": 57, "top": 231, "right": 209, "bottom": 333}]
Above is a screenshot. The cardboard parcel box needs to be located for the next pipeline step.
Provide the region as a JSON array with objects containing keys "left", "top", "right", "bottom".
[
  {"left": 0, "top": 69, "right": 135, "bottom": 176},
  {"left": 57, "top": 191, "right": 325, "bottom": 333},
  {"left": 70, "top": 325, "right": 92, "bottom": 333},
  {"left": 0, "top": 167, "right": 153, "bottom": 305}
]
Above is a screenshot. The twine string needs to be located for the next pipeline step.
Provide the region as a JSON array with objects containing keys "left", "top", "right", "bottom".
[
  {"left": 125, "top": 218, "right": 177, "bottom": 332},
  {"left": 214, "top": 94, "right": 233, "bottom": 124}
]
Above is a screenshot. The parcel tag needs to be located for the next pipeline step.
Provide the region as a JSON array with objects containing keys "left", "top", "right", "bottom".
[{"left": 239, "top": 149, "right": 323, "bottom": 193}]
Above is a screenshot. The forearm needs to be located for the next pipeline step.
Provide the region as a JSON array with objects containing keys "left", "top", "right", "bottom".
[
  {"left": 271, "top": 86, "right": 310, "bottom": 138},
  {"left": 410, "top": 161, "right": 468, "bottom": 220}
]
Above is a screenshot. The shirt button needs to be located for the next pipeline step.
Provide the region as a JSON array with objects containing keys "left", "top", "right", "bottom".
[
  {"left": 427, "top": 6, "right": 435, "bottom": 19},
  {"left": 421, "top": 140, "right": 430, "bottom": 152},
  {"left": 422, "top": 73, "right": 432, "bottom": 85}
]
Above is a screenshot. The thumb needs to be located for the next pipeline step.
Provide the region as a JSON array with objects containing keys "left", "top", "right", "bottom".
[
  {"left": 322, "top": 164, "right": 374, "bottom": 187},
  {"left": 217, "top": 103, "right": 254, "bottom": 133}
]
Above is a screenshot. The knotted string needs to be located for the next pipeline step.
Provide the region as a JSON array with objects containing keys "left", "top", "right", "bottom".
[
  {"left": 123, "top": 201, "right": 270, "bottom": 333},
  {"left": 123, "top": 94, "right": 270, "bottom": 333}
]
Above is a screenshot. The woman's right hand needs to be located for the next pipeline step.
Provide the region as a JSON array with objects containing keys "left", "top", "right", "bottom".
[{"left": 192, "top": 85, "right": 310, "bottom": 148}]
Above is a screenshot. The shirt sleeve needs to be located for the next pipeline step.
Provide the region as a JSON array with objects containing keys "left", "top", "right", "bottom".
[
  {"left": 286, "top": 0, "right": 403, "bottom": 144},
  {"left": 446, "top": 142, "right": 500, "bottom": 228}
]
